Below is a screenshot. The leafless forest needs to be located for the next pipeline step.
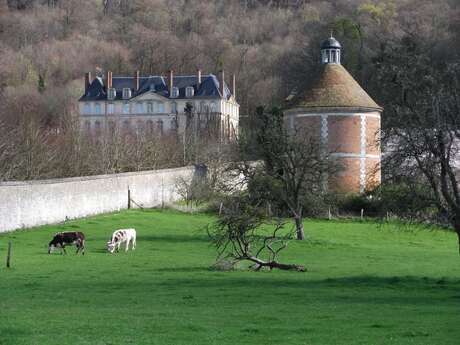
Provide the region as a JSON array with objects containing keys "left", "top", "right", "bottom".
[{"left": 0, "top": 0, "right": 458, "bottom": 181}]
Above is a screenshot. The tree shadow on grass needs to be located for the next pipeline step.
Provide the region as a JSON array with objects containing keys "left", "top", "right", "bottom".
[
  {"left": 38, "top": 273, "right": 460, "bottom": 309},
  {"left": 151, "top": 266, "right": 207, "bottom": 273},
  {"left": 154, "top": 275, "right": 460, "bottom": 297},
  {"left": 140, "top": 234, "right": 209, "bottom": 243},
  {"left": 91, "top": 248, "right": 109, "bottom": 254}
]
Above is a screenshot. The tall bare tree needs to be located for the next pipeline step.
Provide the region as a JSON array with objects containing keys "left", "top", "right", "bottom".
[
  {"left": 376, "top": 35, "right": 460, "bottom": 253},
  {"left": 239, "top": 107, "right": 333, "bottom": 240}
]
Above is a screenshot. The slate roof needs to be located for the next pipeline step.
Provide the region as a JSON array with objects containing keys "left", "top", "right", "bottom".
[
  {"left": 79, "top": 74, "right": 232, "bottom": 102},
  {"left": 293, "top": 64, "right": 382, "bottom": 111},
  {"left": 320, "top": 37, "right": 341, "bottom": 49}
]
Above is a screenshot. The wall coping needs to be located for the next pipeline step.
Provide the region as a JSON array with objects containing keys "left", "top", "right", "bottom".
[{"left": 0, "top": 166, "right": 195, "bottom": 187}]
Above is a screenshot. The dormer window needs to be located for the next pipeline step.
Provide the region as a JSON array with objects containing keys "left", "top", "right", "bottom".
[
  {"left": 107, "top": 88, "right": 116, "bottom": 100},
  {"left": 122, "top": 88, "right": 132, "bottom": 99},
  {"left": 171, "top": 86, "right": 179, "bottom": 98},
  {"left": 185, "top": 86, "right": 194, "bottom": 98}
]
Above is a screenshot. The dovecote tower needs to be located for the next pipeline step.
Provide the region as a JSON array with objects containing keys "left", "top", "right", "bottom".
[{"left": 284, "top": 36, "right": 382, "bottom": 193}]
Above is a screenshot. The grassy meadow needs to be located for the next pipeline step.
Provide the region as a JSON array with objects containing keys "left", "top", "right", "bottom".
[{"left": 0, "top": 209, "right": 459, "bottom": 345}]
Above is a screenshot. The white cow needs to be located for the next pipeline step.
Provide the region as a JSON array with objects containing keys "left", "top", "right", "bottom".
[{"left": 107, "top": 228, "right": 136, "bottom": 253}]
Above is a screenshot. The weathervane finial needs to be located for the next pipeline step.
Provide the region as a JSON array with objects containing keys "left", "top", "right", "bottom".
[{"left": 330, "top": 29, "right": 333, "bottom": 38}]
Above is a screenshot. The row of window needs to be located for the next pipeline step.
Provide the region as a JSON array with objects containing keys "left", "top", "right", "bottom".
[
  {"left": 83, "top": 100, "right": 220, "bottom": 115},
  {"left": 84, "top": 119, "right": 170, "bottom": 134},
  {"left": 84, "top": 101, "right": 166, "bottom": 115},
  {"left": 132, "top": 101, "right": 166, "bottom": 114},
  {"left": 106, "top": 86, "right": 196, "bottom": 100}
]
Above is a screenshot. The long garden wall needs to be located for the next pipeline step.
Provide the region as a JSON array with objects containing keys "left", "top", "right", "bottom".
[{"left": 0, "top": 166, "right": 195, "bottom": 233}]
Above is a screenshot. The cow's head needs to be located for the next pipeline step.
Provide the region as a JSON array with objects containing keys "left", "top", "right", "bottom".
[
  {"left": 106, "top": 241, "right": 116, "bottom": 253},
  {"left": 48, "top": 241, "right": 60, "bottom": 254}
]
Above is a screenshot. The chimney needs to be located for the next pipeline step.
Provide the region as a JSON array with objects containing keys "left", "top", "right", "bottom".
[
  {"left": 134, "top": 70, "right": 140, "bottom": 91},
  {"left": 231, "top": 74, "right": 236, "bottom": 100},
  {"left": 197, "top": 69, "right": 202, "bottom": 86},
  {"left": 220, "top": 70, "right": 225, "bottom": 98},
  {"left": 168, "top": 70, "right": 174, "bottom": 95},
  {"left": 106, "top": 71, "right": 112, "bottom": 89},
  {"left": 84, "top": 72, "right": 92, "bottom": 94}
]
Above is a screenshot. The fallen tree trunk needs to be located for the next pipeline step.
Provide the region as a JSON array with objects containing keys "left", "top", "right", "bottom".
[{"left": 249, "top": 256, "right": 306, "bottom": 272}]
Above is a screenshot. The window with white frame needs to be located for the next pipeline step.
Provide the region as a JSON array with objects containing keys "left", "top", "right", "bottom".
[
  {"left": 171, "top": 101, "right": 177, "bottom": 113},
  {"left": 136, "top": 102, "right": 143, "bottom": 113},
  {"left": 84, "top": 103, "right": 91, "bottom": 114},
  {"left": 158, "top": 102, "right": 165, "bottom": 113},
  {"left": 122, "top": 88, "right": 132, "bottom": 99},
  {"left": 108, "top": 120, "right": 116, "bottom": 134},
  {"left": 171, "top": 86, "right": 179, "bottom": 98},
  {"left": 123, "top": 102, "right": 130, "bottom": 114},
  {"left": 94, "top": 103, "right": 101, "bottom": 114},
  {"left": 170, "top": 118, "right": 178, "bottom": 132},
  {"left": 210, "top": 101, "right": 216, "bottom": 113},
  {"left": 147, "top": 102, "right": 153, "bottom": 114},
  {"left": 107, "top": 103, "right": 114, "bottom": 114},
  {"left": 157, "top": 119, "right": 164, "bottom": 135},
  {"left": 146, "top": 120, "right": 154, "bottom": 134},
  {"left": 185, "top": 86, "right": 194, "bottom": 98},
  {"left": 136, "top": 120, "right": 143, "bottom": 134},
  {"left": 95, "top": 120, "right": 101, "bottom": 133}
]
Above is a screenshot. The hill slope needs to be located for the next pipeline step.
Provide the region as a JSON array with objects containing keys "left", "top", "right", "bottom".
[{"left": 0, "top": 209, "right": 459, "bottom": 345}]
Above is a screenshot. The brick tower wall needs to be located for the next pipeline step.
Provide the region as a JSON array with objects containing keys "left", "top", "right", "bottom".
[{"left": 285, "top": 110, "right": 381, "bottom": 194}]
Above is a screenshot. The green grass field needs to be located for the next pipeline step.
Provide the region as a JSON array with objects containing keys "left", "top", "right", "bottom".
[{"left": 0, "top": 209, "right": 459, "bottom": 345}]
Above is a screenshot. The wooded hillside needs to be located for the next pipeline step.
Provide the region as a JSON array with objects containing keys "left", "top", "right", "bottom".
[{"left": 0, "top": 0, "right": 458, "bottom": 180}]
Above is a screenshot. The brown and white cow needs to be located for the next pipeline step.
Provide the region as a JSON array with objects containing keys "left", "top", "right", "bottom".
[
  {"left": 48, "top": 232, "right": 85, "bottom": 255},
  {"left": 107, "top": 229, "right": 136, "bottom": 253}
]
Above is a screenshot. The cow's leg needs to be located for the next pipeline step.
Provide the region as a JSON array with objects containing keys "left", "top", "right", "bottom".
[
  {"left": 62, "top": 246, "right": 67, "bottom": 255},
  {"left": 125, "top": 239, "right": 130, "bottom": 252},
  {"left": 132, "top": 237, "right": 136, "bottom": 250},
  {"left": 81, "top": 240, "right": 85, "bottom": 255}
]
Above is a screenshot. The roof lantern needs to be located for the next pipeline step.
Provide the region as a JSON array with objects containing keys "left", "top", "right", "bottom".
[{"left": 321, "top": 34, "right": 341, "bottom": 64}]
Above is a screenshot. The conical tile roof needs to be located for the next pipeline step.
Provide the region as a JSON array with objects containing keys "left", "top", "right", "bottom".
[{"left": 295, "top": 64, "right": 382, "bottom": 111}]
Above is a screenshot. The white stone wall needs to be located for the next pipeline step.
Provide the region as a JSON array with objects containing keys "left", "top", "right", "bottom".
[{"left": 0, "top": 167, "right": 195, "bottom": 233}]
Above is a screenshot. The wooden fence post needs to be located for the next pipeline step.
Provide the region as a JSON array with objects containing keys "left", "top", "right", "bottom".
[
  {"left": 219, "top": 202, "right": 223, "bottom": 216},
  {"left": 6, "top": 241, "right": 11, "bottom": 268},
  {"left": 127, "top": 187, "right": 131, "bottom": 209},
  {"left": 328, "top": 207, "right": 332, "bottom": 220},
  {"left": 360, "top": 208, "right": 364, "bottom": 220}
]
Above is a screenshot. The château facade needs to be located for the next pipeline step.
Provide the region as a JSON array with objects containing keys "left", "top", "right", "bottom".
[{"left": 78, "top": 70, "right": 239, "bottom": 139}]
